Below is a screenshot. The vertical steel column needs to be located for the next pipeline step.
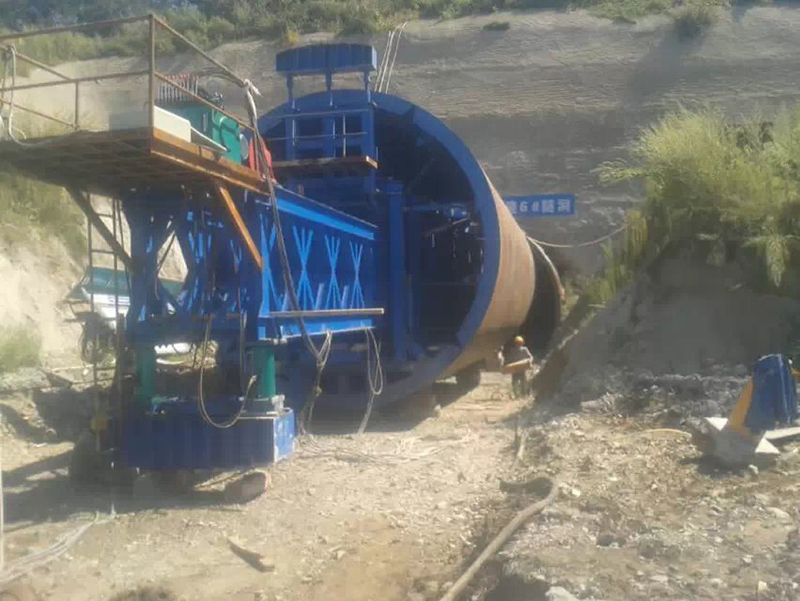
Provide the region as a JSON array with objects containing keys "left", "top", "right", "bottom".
[
  {"left": 112, "top": 199, "right": 122, "bottom": 402},
  {"left": 407, "top": 208, "right": 422, "bottom": 356},
  {"left": 285, "top": 75, "right": 296, "bottom": 161},
  {"left": 388, "top": 187, "right": 407, "bottom": 360},
  {"left": 148, "top": 15, "right": 156, "bottom": 129},
  {"left": 135, "top": 346, "right": 156, "bottom": 404},
  {"left": 253, "top": 345, "right": 277, "bottom": 399},
  {"left": 86, "top": 195, "right": 100, "bottom": 449},
  {"left": 74, "top": 82, "right": 80, "bottom": 128}
]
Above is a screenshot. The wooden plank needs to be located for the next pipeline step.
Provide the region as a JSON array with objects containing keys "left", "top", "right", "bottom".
[
  {"left": 67, "top": 188, "right": 133, "bottom": 270},
  {"left": 0, "top": 126, "right": 266, "bottom": 198},
  {"left": 213, "top": 181, "right": 263, "bottom": 271},
  {"left": 150, "top": 128, "right": 263, "bottom": 184}
]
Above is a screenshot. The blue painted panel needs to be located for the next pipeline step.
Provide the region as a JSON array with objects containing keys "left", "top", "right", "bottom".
[
  {"left": 745, "top": 354, "right": 799, "bottom": 432},
  {"left": 122, "top": 405, "right": 295, "bottom": 470},
  {"left": 274, "top": 192, "right": 376, "bottom": 240},
  {"left": 276, "top": 44, "right": 377, "bottom": 75},
  {"left": 505, "top": 194, "right": 575, "bottom": 217},
  {"left": 259, "top": 91, "right": 503, "bottom": 389},
  {"left": 251, "top": 186, "right": 379, "bottom": 341}
]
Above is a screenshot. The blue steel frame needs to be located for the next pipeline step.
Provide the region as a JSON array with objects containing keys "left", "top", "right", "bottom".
[
  {"left": 118, "top": 183, "right": 380, "bottom": 468},
  {"left": 260, "top": 90, "right": 503, "bottom": 407},
  {"left": 251, "top": 187, "right": 378, "bottom": 340},
  {"left": 123, "top": 187, "right": 378, "bottom": 349}
]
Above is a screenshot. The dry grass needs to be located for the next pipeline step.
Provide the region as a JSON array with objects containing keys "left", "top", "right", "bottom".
[
  {"left": 0, "top": 0, "right": 743, "bottom": 68},
  {"left": 0, "top": 325, "right": 41, "bottom": 373}
]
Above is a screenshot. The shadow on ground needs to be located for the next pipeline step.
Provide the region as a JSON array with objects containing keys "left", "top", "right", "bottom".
[{"left": 3, "top": 469, "right": 231, "bottom": 525}]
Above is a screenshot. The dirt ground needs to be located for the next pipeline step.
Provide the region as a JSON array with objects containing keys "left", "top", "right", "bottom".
[
  {"left": 0, "top": 373, "right": 529, "bottom": 601},
  {"left": 3, "top": 360, "right": 799, "bottom": 601},
  {"left": 497, "top": 404, "right": 800, "bottom": 601}
]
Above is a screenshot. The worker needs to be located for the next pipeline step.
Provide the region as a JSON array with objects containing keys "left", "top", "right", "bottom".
[{"left": 504, "top": 335, "right": 533, "bottom": 398}]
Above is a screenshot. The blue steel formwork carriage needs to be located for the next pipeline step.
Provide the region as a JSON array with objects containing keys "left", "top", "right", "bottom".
[
  {"left": 118, "top": 46, "right": 395, "bottom": 469},
  {"left": 0, "top": 18, "right": 561, "bottom": 475}
]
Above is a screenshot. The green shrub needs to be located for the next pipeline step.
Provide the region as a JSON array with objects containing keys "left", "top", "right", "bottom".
[
  {"left": 581, "top": 210, "right": 649, "bottom": 304},
  {"left": 591, "top": 0, "right": 672, "bottom": 22},
  {"left": 0, "top": 325, "right": 41, "bottom": 373},
  {"left": 598, "top": 104, "right": 800, "bottom": 291},
  {"left": 673, "top": 2, "right": 720, "bottom": 39},
  {"left": 338, "top": 5, "right": 384, "bottom": 36},
  {"left": 483, "top": 20, "right": 511, "bottom": 30},
  {"left": 0, "top": 168, "right": 86, "bottom": 261}
]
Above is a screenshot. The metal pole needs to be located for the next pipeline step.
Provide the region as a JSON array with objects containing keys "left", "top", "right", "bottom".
[
  {"left": 151, "top": 16, "right": 246, "bottom": 87},
  {"left": 0, "top": 98, "right": 77, "bottom": 128},
  {"left": 74, "top": 82, "right": 80, "bottom": 129},
  {"left": 0, "top": 43, "right": 70, "bottom": 80},
  {"left": 148, "top": 15, "right": 156, "bottom": 130},
  {"left": 112, "top": 199, "right": 119, "bottom": 349},
  {"left": 0, "top": 414, "right": 4, "bottom": 572},
  {"left": 0, "top": 70, "right": 151, "bottom": 93},
  {"left": 87, "top": 195, "right": 100, "bottom": 451}
]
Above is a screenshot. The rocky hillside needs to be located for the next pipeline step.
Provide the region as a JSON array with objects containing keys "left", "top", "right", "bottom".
[{"left": 3, "top": 5, "right": 800, "bottom": 364}]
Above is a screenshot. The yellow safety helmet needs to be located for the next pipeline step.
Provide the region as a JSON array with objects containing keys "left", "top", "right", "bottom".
[{"left": 514, "top": 335, "right": 525, "bottom": 346}]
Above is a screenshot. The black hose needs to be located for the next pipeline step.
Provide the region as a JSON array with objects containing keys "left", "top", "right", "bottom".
[
  {"left": 197, "top": 315, "right": 255, "bottom": 429},
  {"left": 438, "top": 475, "right": 558, "bottom": 601}
]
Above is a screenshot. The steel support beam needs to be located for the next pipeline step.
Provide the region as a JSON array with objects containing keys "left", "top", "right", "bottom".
[{"left": 213, "top": 181, "right": 264, "bottom": 270}]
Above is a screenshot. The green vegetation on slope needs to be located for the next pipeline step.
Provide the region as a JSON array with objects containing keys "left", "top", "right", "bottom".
[
  {"left": 588, "top": 103, "right": 800, "bottom": 304},
  {"left": 0, "top": 168, "right": 86, "bottom": 261},
  {"left": 0, "top": 0, "right": 763, "bottom": 65},
  {"left": 0, "top": 324, "right": 42, "bottom": 373}
]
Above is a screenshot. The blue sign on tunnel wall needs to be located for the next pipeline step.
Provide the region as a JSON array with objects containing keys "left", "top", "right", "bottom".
[{"left": 505, "top": 194, "right": 575, "bottom": 217}]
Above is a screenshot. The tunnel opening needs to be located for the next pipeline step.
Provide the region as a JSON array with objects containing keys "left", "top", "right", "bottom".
[{"left": 516, "top": 240, "right": 563, "bottom": 358}]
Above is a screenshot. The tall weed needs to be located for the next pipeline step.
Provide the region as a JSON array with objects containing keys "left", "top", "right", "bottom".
[{"left": 598, "top": 104, "right": 800, "bottom": 292}]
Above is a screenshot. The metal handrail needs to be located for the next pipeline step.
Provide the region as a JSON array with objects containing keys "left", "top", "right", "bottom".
[
  {"left": 0, "top": 14, "right": 255, "bottom": 137},
  {"left": 266, "top": 131, "right": 368, "bottom": 142}
]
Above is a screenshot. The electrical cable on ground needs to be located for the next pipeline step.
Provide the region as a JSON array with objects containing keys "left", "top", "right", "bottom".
[
  {"left": 438, "top": 475, "right": 558, "bottom": 601},
  {"left": 0, "top": 513, "right": 101, "bottom": 586}
]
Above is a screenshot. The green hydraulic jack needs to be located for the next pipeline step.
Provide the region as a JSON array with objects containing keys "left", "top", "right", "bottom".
[{"left": 250, "top": 341, "right": 284, "bottom": 412}]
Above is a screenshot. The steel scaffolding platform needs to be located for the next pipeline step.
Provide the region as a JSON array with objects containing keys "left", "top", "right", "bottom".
[{"left": 0, "top": 127, "right": 265, "bottom": 197}]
